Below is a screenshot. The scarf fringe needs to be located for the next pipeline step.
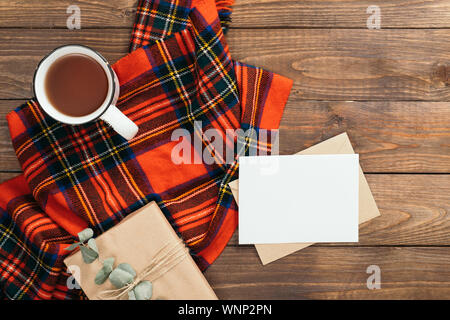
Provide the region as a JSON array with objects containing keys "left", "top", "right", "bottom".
[
  {"left": 216, "top": 0, "right": 234, "bottom": 33},
  {"left": 216, "top": 0, "right": 234, "bottom": 12}
]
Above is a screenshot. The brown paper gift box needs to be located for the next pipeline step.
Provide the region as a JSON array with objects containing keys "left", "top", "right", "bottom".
[{"left": 64, "top": 202, "right": 217, "bottom": 300}]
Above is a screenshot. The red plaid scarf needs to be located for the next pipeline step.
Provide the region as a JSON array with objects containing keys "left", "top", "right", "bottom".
[{"left": 0, "top": 0, "right": 292, "bottom": 300}]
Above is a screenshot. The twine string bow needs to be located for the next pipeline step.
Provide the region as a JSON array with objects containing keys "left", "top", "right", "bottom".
[{"left": 97, "top": 239, "right": 188, "bottom": 300}]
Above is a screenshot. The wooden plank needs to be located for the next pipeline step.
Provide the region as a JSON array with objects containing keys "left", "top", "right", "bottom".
[
  {"left": 0, "top": 101, "right": 18, "bottom": 171},
  {"left": 0, "top": 29, "right": 129, "bottom": 99},
  {"left": 1, "top": 100, "right": 448, "bottom": 172},
  {"left": 0, "top": 100, "right": 39, "bottom": 169},
  {"left": 233, "top": 0, "right": 450, "bottom": 29},
  {"left": 227, "top": 174, "right": 450, "bottom": 246},
  {"left": 0, "top": 0, "right": 137, "bottom": 28},
  {"left": 0, "top": 172, "right": 18, "bottom": 182},
  {"left": 2, "top": 0, "right": 450, "bottom": 28},
  {"left": 204, "top": 246, "right": 450, "bottom": 299},
  {"left": 227, "top": 28, "right": 450, "bottom": 101},
  {"left": 278, "top": 101, "right": 450, "bottom": 173},
  {"left": 1, "top": 28, "right": 449, "bottom": 100}
]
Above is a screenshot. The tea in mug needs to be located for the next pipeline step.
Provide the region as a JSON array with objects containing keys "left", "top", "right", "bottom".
[{"left": 44, "top": 53, "right": 109, "bottom": 117}]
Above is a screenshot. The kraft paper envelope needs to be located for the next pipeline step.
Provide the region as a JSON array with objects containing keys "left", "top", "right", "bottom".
[{"left": 229, "top": 132, "right": 380, "bottom": 265}]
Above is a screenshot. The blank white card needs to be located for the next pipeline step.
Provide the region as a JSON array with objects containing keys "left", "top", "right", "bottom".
[{"left": 238, "top": 154, "right": 359, "bottom": 244}]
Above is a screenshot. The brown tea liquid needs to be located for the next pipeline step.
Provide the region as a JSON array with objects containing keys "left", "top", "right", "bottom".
[{"left": 44, "top": 53, "right": 109, "bottom": 117}]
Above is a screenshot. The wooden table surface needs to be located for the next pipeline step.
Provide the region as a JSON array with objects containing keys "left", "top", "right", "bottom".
[{"left": 0, "top": 0, "right": 449, "bottom": 299}]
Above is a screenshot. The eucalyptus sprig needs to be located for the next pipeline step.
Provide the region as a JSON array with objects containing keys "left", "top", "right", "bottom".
[
  {"left": 96, "top": 262, "right": 153, "bottom": 300},
  {"left": 95, "top": 257, "right": 115, "bottom": 285},
  {"left": 66, "top": 228, "right": 154, "bottom": 300},
  {"left": 65, "top": 228, "right": 99, "bottom": 264}
]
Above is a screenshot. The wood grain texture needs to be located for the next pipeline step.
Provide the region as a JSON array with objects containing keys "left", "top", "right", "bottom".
[
  {"left": 0, "top": 0, "right": 137, "bottom": 28},
  {"left": 232, "top": 0, "right": 450, "bottom": 29},
  {"left": 278, "top": 101, "right": 450, "bottom": 173},
  {"left": 0, "top": 0, "right": 449, "bottom": 300},
  {"left": 2, "top": 0, "right": 450, "bottom": 28},
  {"left": 228, "top": 28, "right": 450, "bottom": 101},
  {"left": 228, "top": 174, "right": 450, "bottom": 246},
  {"left": 1, "top": 28, "right": 449, "bottom": 101},
  {"left": 1, "top": 100, "right": 448, "bottom": 172},
  {"left": 0, "top": 172, "right": 17, "bottom": 182},
  {"left": 0, "top": 29, "right": 129, "bottom": 99},
  {"left": 0, "top": 102, "right": 17, "bottom": 171},
  {"left": 204, "top": 246, "right": 450, "bottom": 299}
]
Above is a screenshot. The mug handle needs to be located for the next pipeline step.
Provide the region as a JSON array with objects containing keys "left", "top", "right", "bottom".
[{"left": 100, "top": 105, "right": 138, "bottom": 140}]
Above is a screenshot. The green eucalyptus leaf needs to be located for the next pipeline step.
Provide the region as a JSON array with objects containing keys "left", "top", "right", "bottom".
[
  {"left": 80, "top": 246, "right": 98, "bottom": 264},
  {"left": 109, "top": 268, "right": 135, "bottom": 288},
  {"left": 77, "top": 228, "right": 94, "bottom": 243},
  {"left": 103, "top": 257, "right": 115, "bottom": 269},
  {"left": 133, "top": 281, "right": 152, "bottom": 300},
  {"left": 128, "top": 290, "right": 136, "bottom": 300},
  {"left": 94, "top": 257, "right": 115, "bottom": 285},
  {"left": 87, "top": 238, "right": 98, "bottom": 254},
  {"left": 95, "top": 268, "right": 109, "bottom": 285},
  {"left": 65, "top": 242, "right": 80, "bottom": 251},
  {"left": 116, "top": 263, "right": 136, "bottom": 278}
]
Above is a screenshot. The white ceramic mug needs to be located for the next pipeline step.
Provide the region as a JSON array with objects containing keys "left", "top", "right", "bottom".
[{"left": 33, "top": 44, "right": 138, "bottom": 140}]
